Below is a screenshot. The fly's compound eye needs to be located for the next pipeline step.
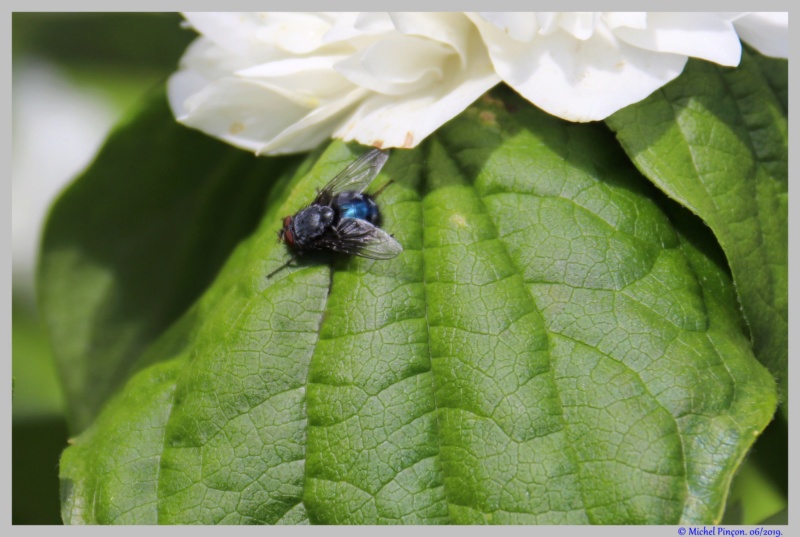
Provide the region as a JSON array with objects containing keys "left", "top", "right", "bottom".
[
  {"left": 283, "top": 216, "right": 293, "bottom": 228},
  {"left": 283, "top": 229, "right": 295, "bottom": 247}
]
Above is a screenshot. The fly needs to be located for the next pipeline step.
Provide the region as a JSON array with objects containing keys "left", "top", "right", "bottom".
[{"left": 267, "top": 148, "right": 403, "bottom": 278}]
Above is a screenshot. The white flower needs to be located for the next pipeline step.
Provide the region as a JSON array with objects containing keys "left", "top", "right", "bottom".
[
  {"left": 470, "top": 12, "right": 787, "bottom": 122},
  {"left": 168, "top": 12, "right": 788, "bottom": 155},
  {"left": 169, "top": 13, "right": 498, "bottom": 154}
]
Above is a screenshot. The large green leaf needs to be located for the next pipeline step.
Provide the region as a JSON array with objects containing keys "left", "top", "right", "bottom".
[
  {"left": 54, "top": 89, "right": 776, "bottom": 524},
  {"left": 37, "top": 89, "right": 302, "bottom": 432},
  {"left": 606, "top": 48, "right": 788, "bottom": 407}
]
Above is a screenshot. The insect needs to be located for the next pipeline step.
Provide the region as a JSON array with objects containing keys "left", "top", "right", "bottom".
[{"left": 267, "top": 148, "right": 403, "bottom": 278}]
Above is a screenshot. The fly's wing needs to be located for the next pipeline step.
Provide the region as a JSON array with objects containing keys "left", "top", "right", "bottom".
[
  {"left": 315, "top": 148, "right": 389, "bottom": 204},
  {"left": 320, "top": 217, "right": 403, "bottom": 260}
]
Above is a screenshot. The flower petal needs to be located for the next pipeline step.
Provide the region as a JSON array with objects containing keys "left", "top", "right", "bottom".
[
  {"left": 477, "top": 12, "right": 538, "bottom": 42},
  {"left": 733, "top": 12, "right": 788, "bottom": 58},
  {"left": 321, "top": 12, "right": 361, "bottom": 43},
  {"left": 182, "top": 13, "right": 276, "bottom": 62},
  {"left": 335, "top": 36, "right": 451, "bottom": 96},
  {"left": 169, "top": 75, "right": 313, "bottom": 153},
  {"left": 472, "top": 15, "right": 687, "bottom": 121},
  {"left": 258, "top": 88, "right": 369, "bottom": 155},
  {"left": 353, "top": 12, "right": 395, "bottom": 35},
  {"left": 390, "top": 12, "right": 473, "bottom": 64},
  {"left": 335, "top": 72, "right": 499, "bottom": 149},
  {"left": 178, "top": 36, "right": 257, "bottom": 81},
  {"left": 557, "top": 13, "right": 599, "bottom": 41},
  {"left": 536, "top": 13, "right": 560, "bottom": 36},
  {"left": 603, "top": 12, "right": 647, "bottom": 30},
  {"left": 334, "top": 40, "right": 499, "bottom": 148},
  {"left": 611, "top": 12, "right": 741, "bottom": 66},
  {"left": 235, "top": 56, "right": 354, "bottom": 102},
  {"left": 253, "top": 12, "right": 338, "bottom": 55}
]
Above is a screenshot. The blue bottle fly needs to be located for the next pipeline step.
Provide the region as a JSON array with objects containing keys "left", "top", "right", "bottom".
[{"left": 267, "top": 148, "right": 402, "bottom": 278}]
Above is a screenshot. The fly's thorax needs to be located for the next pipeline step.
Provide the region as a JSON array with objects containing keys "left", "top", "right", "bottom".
[{"left": 291, "top": 205, "right": 335, "bottom": 248}]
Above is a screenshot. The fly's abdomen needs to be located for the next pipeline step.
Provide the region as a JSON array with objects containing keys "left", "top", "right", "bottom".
[{"left": 335, "top": 193, "right": 380, "bottom": 225}]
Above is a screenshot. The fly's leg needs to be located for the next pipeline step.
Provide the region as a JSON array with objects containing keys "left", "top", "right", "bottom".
[{"left": 266, "top": 255, "right": 298, "bottom": 279}]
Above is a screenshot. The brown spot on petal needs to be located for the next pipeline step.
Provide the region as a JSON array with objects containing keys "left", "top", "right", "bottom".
[
  {"left": 403, "top": 132, "right": 414, "bottom": 148},
  {"left": 229, "top": 121, "right": 246, "bottom": 135},
  {"left": 372, "top": 140, "right": 384, "bottom": 149}
]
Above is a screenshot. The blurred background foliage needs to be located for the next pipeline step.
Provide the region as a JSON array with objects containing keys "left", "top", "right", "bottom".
[
  {"left": 12, "top": 13, "right": 194, "bottom": 524},
  {"left": 11, "top": 13, "right": 787, "bottom": 525}
]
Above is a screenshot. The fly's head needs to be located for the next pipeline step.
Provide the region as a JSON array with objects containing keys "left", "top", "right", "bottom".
[{"left": 277, "top": 215, "right": 296, "bottom": 248}]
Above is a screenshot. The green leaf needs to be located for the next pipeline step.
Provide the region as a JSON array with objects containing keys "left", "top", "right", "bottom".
[
  {"left": 37, "top": 88, "right": 302, "bottom": 432},
  {"left": 54, "top": 89, "right": 776, "bottom": 524},
  {"left": 606, "top": 49, "right": 788, "bottom": 408}
]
